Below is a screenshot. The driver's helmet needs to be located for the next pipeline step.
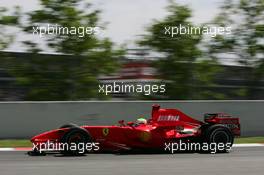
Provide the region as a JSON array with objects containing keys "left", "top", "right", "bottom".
[{"left": 136, "top": 118, "right": 147, "bottom": 125}]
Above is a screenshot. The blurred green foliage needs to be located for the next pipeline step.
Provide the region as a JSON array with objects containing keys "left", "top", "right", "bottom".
[
  {"left": 208, "top": 0, "right": 264, "bottom": 99},
  {"left": 0, "top": 7, "right": 19, "bottom": 50},
  {"left": 139, "top": 2, "right": 222, "bottom": 99},
  {"left": 0, "top": 0, "right": 263, "bottom": 100},
  {"left": 1, "top": 0, "right": 124, "bottom": 100}
]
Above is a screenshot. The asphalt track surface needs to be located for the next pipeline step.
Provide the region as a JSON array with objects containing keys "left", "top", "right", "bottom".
[{"left": 0, "top": 147, "right": 263, "bottom": 175}]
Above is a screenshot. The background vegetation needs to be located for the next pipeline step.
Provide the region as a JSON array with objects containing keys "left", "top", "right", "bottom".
[{"left": 0, "top": 0, "right": 263, "bottom": 100}]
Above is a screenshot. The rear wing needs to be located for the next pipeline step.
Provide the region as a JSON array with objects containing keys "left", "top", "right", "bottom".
[
  {"left": 204, "top": 113, "right": 240, "bottom": 136},
  {"left": 151, "top": 104, "right": 202, "bottom": 125}
]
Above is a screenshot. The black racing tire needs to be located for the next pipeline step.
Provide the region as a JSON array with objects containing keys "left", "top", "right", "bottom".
[
  {"left": 60, "top": 123, "right": 79, "bottom": 129},
  {"left": 203, "top": 124, "right": 234, "bottom": 153},
  {"left": 60, "top": 128, "right": 92, "bottom": 156},
  {"left": 27, "top": 148, "right": 46, "bottom": 156}
]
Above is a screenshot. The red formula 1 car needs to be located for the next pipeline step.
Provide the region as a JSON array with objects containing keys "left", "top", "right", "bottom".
[{"left": 28, "top": 105, "right": 240, "bottom": 156}]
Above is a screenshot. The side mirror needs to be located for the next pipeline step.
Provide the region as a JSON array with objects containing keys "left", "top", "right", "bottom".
[
  {"left": 118, "top": 120, "right": 125, "bottom": 126},
  {"left": 127, "top": 121, "right": 134, "bottom": 126}
]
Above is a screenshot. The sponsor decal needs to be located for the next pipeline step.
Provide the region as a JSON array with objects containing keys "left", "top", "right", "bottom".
[
  {"left": 222, "top": 124, "right": 239, "bottom": 129},
  {"left": 158, "top": 115, "right": 180, "bottom": 121},
  {"left": 219, "top": 119, "right": 238, "bottom": 124}
]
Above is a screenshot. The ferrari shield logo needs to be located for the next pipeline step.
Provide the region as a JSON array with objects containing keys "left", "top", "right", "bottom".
[{"left": 102, "top": 128, "right": 109, "bottom": 136}]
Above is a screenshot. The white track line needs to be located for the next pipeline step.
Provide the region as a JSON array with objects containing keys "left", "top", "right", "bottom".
[
  {"left": 233, "top": 144, "right": 264, "bottom": 147},
  {"left": 0, "top": 148, "right": 16, "bottom": 151},
  {"left": 0, "top": 148, "right": 31, "bottom": 151}
]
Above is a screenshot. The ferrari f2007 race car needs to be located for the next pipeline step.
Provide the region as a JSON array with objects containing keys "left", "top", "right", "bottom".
[{"left": 28, "top": 105, "right": 240, "bottom": 156}]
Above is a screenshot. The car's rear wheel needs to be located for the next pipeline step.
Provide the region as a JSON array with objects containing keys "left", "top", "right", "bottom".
[
  {"left": 60, "top": 128, "right": 91, "bottom": 156},
  {"left": 203, "top": 124, "right": 234, "bottom": 153}
]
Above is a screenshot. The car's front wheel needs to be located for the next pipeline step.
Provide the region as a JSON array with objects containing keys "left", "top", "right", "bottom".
[{"left": 60, "top": 128, "right": 91, "bottom": 156}]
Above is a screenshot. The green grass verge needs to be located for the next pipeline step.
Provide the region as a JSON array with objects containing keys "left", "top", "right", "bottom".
[
  {"left": 0, "top": 137, "right": 263, "bottom": 147},
  {"left": 0, "top": 140, "right": 32, "bottom": 148},
  {"left": 234, "top": 137, "right": 264, "bottom": 144}
]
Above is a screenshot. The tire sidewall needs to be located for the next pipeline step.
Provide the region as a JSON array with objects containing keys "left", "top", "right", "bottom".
[
  {"left": 204, "top": 124, "right": 234, "bottom": 153},
  {"left": 61, "top": 128, "right": 91, "bottom": 155}
]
